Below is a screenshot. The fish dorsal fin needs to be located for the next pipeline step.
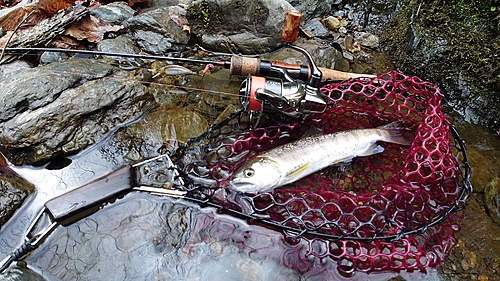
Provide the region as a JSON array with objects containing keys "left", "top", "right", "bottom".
[{"left": 286, "top": 162, "right": 310, "bottom": 178}]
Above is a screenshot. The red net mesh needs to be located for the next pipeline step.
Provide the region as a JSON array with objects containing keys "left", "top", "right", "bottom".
[{"left": 172, "top": 71, "right": 471, "bottom": 274}]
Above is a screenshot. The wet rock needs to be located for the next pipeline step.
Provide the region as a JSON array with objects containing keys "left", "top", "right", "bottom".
[
  {"left": 97, "top": 34, "right": 143, "bottom": 67},
  {"left": 338, "top": 26, "right": 348, "bottom": 36},
  {"left": 302, "top": 19, "right": 331, "bottom": 38},
  {"left": 466, "top": 146, "right": 499, "bottom": 194},
  {"left": 0, "top": 59, "right": 153, "bottom": 165},
  {"left": 353, "top": 31, "right": 379, "bottom": 48},
  {"left": 124, "top": 104, "right": 209, "bottom": 157},
  {"left": 385, "top": 1, "right": 500, "bottom": 127},
  {"left": 322, "top": 16, "right": 341, "bottom": 30},
  {"left": 263, "top": 38, "right": 344, "bottom": 71},
  {"left": 286, "top": 0, "right": 339, "bottom": 20},
  {"left": 39, "top": 51, "right": 69, "bottom": 64},
  {"left": 147, "top": 0, "right": 191, "bottom": 8},
  {"left": 484, "top": 177, "right": 500, "bottom": 226},
  {"left": 0, "top": 171, "right": 35, "bottom": 227},
  {"left": 153, "top": 204, "right": 193, "bottom": 253},
  {"left": 344, "top": 34, "right": 361, "bottom": 53},
  {"left": 125, "top": 7, "right": 190, "bottom": 54},
  {"left": 186, "top": 0, "right": 293, "bottom": 54},
  {"left": 89, "top": 1, "right": 136, "bottom": 25},
  {"left": 460, "top": 250, "right": 478, "bottom": 271},
  {"left": 0, "top": 60, "right": 31, "bottom": 81},
  {"left": 0, "top": 266, "right": 46, "bottom": 281}
]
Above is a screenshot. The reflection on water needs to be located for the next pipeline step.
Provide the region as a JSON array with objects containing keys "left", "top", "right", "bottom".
[{"left": 17, "top": 192, "right": 436, "bottom": 281}]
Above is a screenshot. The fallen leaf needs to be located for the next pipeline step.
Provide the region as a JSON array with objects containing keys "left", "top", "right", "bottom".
[
  {"left": 0, "top": 30, "right": 14, "bottom": 47},
  {"left": 0, "top": 3, "right": 48, "bottom": 31},
  {"left": 128, "top": 0, "right": 148, "bottom": 9},
  {"left": 38, "top": 0, "right": 71, "bottom": 16},
  {"left": 169, "top": 11, "right": 191, "bottom": 35},
  {"left": 49, "top": 35, "right": 85, "bottom": 49},
  {"left": 63, "top": 15, "right": 123, "bottom": 43}
]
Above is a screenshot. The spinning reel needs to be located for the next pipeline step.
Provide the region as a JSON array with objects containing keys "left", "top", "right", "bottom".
[{"left": 237, "top": 11, "right": 329, "bottom": 126}]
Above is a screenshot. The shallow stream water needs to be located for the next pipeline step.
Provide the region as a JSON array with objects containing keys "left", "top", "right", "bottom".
[
  {"left": 0, "top": 63, "right": 498, "bottom": 280},
  {"left": 1, "top": 1, "right": 499, "bottom": 279}
]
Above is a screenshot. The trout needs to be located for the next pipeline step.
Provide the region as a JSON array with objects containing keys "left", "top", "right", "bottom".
[{"left": 230, "top": 122, "right": 411, "bottom": 193}]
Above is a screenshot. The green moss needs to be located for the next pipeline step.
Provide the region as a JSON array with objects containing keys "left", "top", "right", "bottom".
[
  {"left": 383, "top": 0, "right": 500, "bottom": 125},
  {"left": 187, "top": 0, "right": 222, "bottom": 29}
]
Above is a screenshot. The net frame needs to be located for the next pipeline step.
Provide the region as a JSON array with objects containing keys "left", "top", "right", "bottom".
[{"left": 163, "top": 71, "right": 471, "bottom": 273}]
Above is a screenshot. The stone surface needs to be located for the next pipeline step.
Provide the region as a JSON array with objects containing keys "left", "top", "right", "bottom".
[
  {"left": 97, "top": 34, "right": 143, "bottom": 67},
  {"left": 0, "top": 172, "right": 35, "bottom": 227},
  {"left": 322, "top": 16, "right": 341, "bottom": 30},
  {"left": 302, "top": 18, "right": 331, "bottom": 38},
  {"left": 0, "top": 59, "right": 153, "bottom": 165},
  {"left": 186, "top": 0, "right": 293, "bottom": 54},
  {"left": 89, "top": 1, "right": 136, "bottom": 25},
  {"left": 40, "top": 51, "right": 69, "bottom": 64},
  {"left": 285, "top": 0, "right": 339, "bottom": 20},
  {"left": 353, "top": 31, "right": 379, "bottom": 48},
  {"left": 262, "top": 38, "right": 344, "bottom": 71},
  {"left": 125, "top": 7, "right": 190, "bottom": 54}
]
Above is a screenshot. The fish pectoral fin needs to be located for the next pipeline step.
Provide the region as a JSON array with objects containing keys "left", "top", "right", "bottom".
[
  {"left": 286, "top": 163, "right": 310, "bottom": 178},
  {"left": 357, "top": 143, "right": 384, "bottom": 157},
  {"left": 331, "top": 156, "right": 353, "bottom": 166}
]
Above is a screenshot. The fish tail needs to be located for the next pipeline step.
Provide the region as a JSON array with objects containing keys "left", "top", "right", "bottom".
[{"left": 377, "top": 121, "right": 412, "bottom": 146}]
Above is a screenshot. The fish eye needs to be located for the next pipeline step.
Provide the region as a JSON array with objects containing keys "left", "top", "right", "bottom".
[{"left": 243, "top": 168, "right": 255, "bottom": 178}]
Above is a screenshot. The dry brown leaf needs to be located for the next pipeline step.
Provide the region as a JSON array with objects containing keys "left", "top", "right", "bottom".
[
  {"left": 169, "top": 11, "right": 191, "bottom": 35},
  {"left": 128, "top": 0, "right": 148, "bottom": 9},
  {"left": 63, "top": 15, "right": 123, "bottom": 43},
  {"left": 0, "top": 30, "right": 14, "bottom": 47},
  {"left": 49, "top": 35, "right": 84, "bottom": 49},
  {"left": 0, "top": 3, "right": 48, "bottom": 31},
  {"left": 38, "top": 0, "right": 71, "bottom": 16}
]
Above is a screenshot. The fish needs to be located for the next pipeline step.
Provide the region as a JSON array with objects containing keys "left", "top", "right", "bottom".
[{"left": 230, "top": 122, "right": 412, "bottom": 193}]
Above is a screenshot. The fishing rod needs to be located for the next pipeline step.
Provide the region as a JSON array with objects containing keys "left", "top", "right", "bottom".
[
  {"left": 1, "top": 46, "right": 373, "bottom": 81},
  {"left": 0, "top": 10, "right": 376, "bottom": 273}
]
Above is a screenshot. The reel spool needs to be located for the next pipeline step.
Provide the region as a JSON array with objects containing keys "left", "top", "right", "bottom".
[{"left": 238, "top": 44, "right": 329, "bottom": 126}]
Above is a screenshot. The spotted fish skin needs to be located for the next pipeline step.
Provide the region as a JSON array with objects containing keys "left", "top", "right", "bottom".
[{"left": 230, "top": 122, "right": 411, "bottom": 193}]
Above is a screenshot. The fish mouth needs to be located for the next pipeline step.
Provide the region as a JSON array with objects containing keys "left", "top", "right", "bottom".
[{"left": 229, "top": 178, "right": 257, "bottom": 193}]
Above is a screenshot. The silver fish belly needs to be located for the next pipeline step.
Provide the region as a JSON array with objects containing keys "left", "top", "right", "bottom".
[{"left": 230, "top": 123, "right": 411, "bottom": 193}]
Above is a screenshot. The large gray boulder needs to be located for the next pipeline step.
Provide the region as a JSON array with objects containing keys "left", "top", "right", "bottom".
[
  {"left": 0, "top": 59, "right": 153, "bottom": 165},
  {"left": 286, "top": 0, "right": 339, "bottom": 20},
  {"left": 125, "top": 6, "right": 191, "bottom": 54},
  {"left": 186, "top": 0, "right": 294, "bottom": 54}
]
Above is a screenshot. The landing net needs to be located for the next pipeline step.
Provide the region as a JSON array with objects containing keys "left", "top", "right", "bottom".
[{"left": 169, "top": 71, "right": 471, "bottom": 274}]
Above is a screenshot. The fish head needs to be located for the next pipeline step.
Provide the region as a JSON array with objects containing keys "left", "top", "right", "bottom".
[{"left": 230, "top": 157, "right": 281, "bottom": 193}]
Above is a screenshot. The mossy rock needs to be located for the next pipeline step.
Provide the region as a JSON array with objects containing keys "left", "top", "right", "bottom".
[{"left": 383, "top": 0, "right": 500, "bottom": 129}]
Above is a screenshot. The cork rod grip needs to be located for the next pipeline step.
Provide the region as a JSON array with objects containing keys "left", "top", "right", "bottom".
[
  {"left": 230, "top": 55, "right": 376, "bottom": 80},
  {"left": 230, "top": 55, "right": 261, "bottom": 76},
  {"left": 319, "top": 67, "right": 376, "bottom": 80}
]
